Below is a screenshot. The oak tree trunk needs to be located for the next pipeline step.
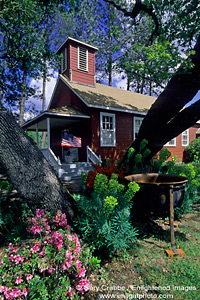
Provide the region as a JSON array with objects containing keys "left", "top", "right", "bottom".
[{"left": 0, "top": 104, "right": 76, "bottom": 222}]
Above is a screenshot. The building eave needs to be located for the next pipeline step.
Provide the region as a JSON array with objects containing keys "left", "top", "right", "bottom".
[
  {"left": 56, "top": 36, "right": 98, "bottom": 54},
  {"left": 22, "top": 110, "right": 90, "bottom": 129}
]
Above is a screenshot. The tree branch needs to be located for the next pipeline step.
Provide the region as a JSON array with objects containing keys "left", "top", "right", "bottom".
[{"left": 103, "top": 0, "right": 159, "bottom": 39}]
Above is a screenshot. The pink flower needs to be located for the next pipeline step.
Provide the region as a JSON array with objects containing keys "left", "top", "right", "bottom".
[
  {"left": 66, "top": 286, "right": 75, "bottom": 297},
  {"left": 76, "top": 278, "right": 91, "bottom": 294},
  {"left": 65, "top": 250, "right": 73, "bottom": 260},
  {"left": 66, "top": 234, "right": 73, "bottom": 241},
  {"left": 26, "top": 274, "right": 33, "bottom": 281},
  {"left": 15, "top": 277, "right": 23, "bottom": 285},
  {"left": 76, "top": 267, "right": 86, "bottom": 278},
  {"left": 15, "top": 255, "right": 24, "bottom": 264},
  {"left": 0, "top": 286, "right": 4, "bottom": 292},
  {"left": 53, "top": 210, "right": 62, "bottom": 225},
  {"left": 39, "top": 250, "right": 46, "bottom": 257},
  {"left": 8, "top": 243, "right": 19, "bottom": 254},
  {"left": 4, "top": 289, "right": 12, "bottom": 299},
  {"left": 47, "top": 267, "right": 55, "bottom": 274},
  {"left": 36, "top": 209, "right": 44, "bottom": 218},
  {"left": 62, "top": 251, "right": 73, "bottom": 270},
  {"left": 9, "top": 254, "right": 24, "bottom": 265},
  {"left": 57, "top": 241, "right": 63, "bottom": 250},
  {"left": 11, "top": 288, "right": 21, "bottom": 297},
  {"left": 59, "top": 213, "right": 67, "bottom": 228},
  {"left": 76, "top": 259, "right": 82, "bottom": 269},
  {"left": 9, "top": 254, "right": 15, "bottom": 262},
  {"left": 31, "top": 241, "right": 41, "bottom": 253},
  {"left": 33, "top": 226, "right": 43, "bottom": 234},
  {"left": 22, "top": 288, "right": 30, "bottom": 297}
]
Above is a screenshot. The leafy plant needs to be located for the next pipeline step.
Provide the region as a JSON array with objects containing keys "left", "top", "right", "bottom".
[
  {"left": 74, "top": 173, "right": 139, "bottom": 254},
  {"left": 167, "top": 162, "right": 200, "bottom": 217},
  {"left": 0, "top": 209, "right": 100, "bottom": 299},
  {"left": 0, "top": 181, "right": 30, "bottom": 245},
  {"left": 183, "top": 137, "right": 200, "bottom": 163},
  {"left": 83, "top": 161, "right": 127, "bottom": 194}
]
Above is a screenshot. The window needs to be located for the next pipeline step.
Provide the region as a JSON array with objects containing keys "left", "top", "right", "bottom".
[
  {"left": 182, "top": 129, "right": 189, "bottom": 146},
  {"left": 61, "top": 48, "right": 67, "bottom": 73},
  {"left": 100, "top": 112, "right": 115, "bottom": 146},
  {"left": 133, "top": 117, "right": 143, "bottom": 140},
  {"left": 78, "top": 46, "right": 88, "bottom": 71},
  {"left": 165, "top": 138, "right": 176, "bottom": 147}
]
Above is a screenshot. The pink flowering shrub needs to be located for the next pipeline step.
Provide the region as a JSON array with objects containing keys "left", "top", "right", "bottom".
[{"left": 0, "top": 209, "right": 100, "bottom": 299}]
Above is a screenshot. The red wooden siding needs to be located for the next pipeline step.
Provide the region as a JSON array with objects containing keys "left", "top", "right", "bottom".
[
  {"left": 70, "top": 43, "right": 96, "bottom": 86},
  {"left": 164, "top": 125, "right": 199, "bottom": 161},
  {"left": 52, "top": 81, "right": 88, "bottom": 112},
  {"left": 90, "top": 110, "right": 133, "bottom": 162}
]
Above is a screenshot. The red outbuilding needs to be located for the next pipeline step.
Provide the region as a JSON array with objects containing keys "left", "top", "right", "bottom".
[{"left": 22, "top": 37, "right": 200, "bottom": 180}]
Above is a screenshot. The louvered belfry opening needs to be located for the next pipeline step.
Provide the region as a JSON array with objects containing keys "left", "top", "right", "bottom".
[
  {"left": 78, "top": 46, "right": 88, "bottom": 72},
  {"left": 61, "top": 48, "right": 67, "bottom": 73},
  {"left": 57, "top": 37, "right": 98, "bottom": 86}
]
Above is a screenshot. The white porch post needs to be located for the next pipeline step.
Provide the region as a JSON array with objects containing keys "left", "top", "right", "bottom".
[
  {"left": 47, "top": 118, "right": 50, "bottom": 149},
  {"left": 36, "top": 123, "right": 39, "bottom": 147}
]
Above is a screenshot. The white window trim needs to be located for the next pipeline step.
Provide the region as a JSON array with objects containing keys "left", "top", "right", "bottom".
[
  {"left": 182, "top": 129, "right": 189, "bottom": 146},
  {"left": 100, "top": 112, "right": 116, "bottom": 147},
  {"left": 165, "top": 138, "right": 176, "bottom": 147},
  {"left": 133, "top": 116, "right": 144, "bottom": 140},
  {"left": 78, "top": 46, "right": 88, "bottom": 72},
  {"left": 61, "top": 48, "right": 67, "bottom": 73}
]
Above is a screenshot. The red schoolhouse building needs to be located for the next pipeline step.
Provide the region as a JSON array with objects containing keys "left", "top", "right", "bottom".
[{"left": 22, "top": 37, "right": 200, "bottom": 180}]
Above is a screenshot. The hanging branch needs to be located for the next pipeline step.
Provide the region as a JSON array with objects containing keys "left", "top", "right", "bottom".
[{"left": 103, "top": 0, "right": 159, "bottom": 39}]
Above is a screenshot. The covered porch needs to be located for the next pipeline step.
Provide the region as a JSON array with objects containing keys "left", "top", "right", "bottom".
[{"left": 22, "top": 106, "right": 101, "bottom": 180}]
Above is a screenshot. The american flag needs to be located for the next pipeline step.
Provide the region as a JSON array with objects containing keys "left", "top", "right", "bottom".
[{"left": 61, "top": 133, "right": 81, "bottom": 148}]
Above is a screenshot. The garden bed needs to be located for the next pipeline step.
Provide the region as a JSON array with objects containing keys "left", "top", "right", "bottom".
[{"left": 83, "top": 203, "right": 200, "bottom": 300}]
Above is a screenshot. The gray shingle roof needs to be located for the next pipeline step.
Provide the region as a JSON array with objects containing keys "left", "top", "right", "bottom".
[{"left": 60, "top": 75, "right": 156, "bottom": 113}]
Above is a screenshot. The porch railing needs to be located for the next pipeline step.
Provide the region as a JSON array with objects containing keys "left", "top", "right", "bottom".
[
  {"left": 87, "top": 146, "right": 102, "bottom": 165},
  {"left": 41, "top": 148, "right": 62, "bottom": 177}
]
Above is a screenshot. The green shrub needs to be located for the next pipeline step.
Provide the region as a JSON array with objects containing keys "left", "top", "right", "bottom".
[
  {"left": 83, "top": 161, "right": 126, "bottom": 194},
  {"left": 74, "top": 173, "right": 139, "bottom": 255},
  {"left": 0, "top": 210, "right": 100, "bottom": 299},
  {"left": 0, "top": 181, "right": 30, "bottom": 245},
  {"left": 167, "top": 162, "right": 200, "bottom": 217},
  {"left": 183, "top": 137, "right": 200, "bottom": 163}
]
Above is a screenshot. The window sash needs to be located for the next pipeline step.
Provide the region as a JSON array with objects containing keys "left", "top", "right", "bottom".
[
  {"left": 100, "top": 113, "right": 115, "bottom": 146},
  {"left": 182, "top": 129, "right": 189, "bottom": 146},
  {"left": 165, "top": 138, "right": 176, "bottom": 147},
  {"left": 133, "top": 117, "right": 143, "bottom": 140}
]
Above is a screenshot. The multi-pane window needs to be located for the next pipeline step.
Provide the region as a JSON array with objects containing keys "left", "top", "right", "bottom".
[
  {"left": 134, "top": 117, "right": 143, "bottom": 140},
  {"left": 165, "top": 138, "right": 176, "bottom": 146},
  {"left": 182, "top": 129, "right": 189, "bottom": 146},
  {"left": 100, "top": 112, "right": 115, "bottom": 146},
  {"left": 61, "top": 48, "right": 67, "bottom": 73},
  {"left": 78, "top": 47, "right": 88, "bottom": 71}
]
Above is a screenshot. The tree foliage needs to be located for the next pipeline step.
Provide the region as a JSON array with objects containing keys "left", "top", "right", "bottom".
[{"left": 111, "top": 0, "right": 200, "bottom": 171}]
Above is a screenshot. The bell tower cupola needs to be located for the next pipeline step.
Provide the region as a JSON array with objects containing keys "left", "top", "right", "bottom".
[{"left": 56, "top": 37, "right": 98, "bottom": 87}]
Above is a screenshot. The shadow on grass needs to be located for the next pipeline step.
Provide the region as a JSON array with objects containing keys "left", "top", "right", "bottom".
[{"left": 132, "top": 214, "right": 188, "bottom": 243}]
